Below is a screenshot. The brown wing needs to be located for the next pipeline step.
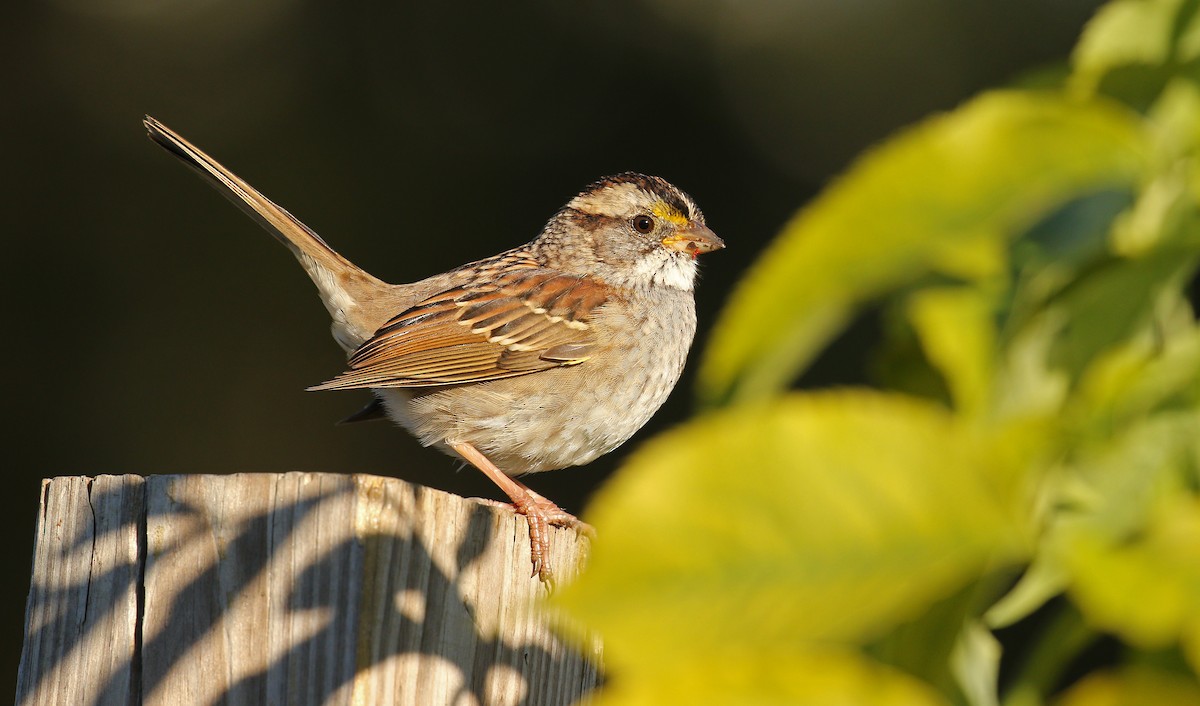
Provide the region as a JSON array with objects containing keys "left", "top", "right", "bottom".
[{"left": 307, "top": 269, "right": 610, "bottom": 390}]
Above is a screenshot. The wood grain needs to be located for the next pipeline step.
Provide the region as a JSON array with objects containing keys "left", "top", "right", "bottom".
[
  {"left": 18, "top": 474, "right": 599, "bottom": 706},
  {"left": 17, "top": 475, "right": 146, "bottom": 706}
]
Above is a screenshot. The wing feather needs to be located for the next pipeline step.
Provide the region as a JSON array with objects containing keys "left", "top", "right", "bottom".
[{"left": 308, "top": 268, "right": 610, "bottom": 391}]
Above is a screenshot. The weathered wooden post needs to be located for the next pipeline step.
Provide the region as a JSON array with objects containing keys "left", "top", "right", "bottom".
[{"left": 17, "top": 474, "right": 599, "bottom": 706}]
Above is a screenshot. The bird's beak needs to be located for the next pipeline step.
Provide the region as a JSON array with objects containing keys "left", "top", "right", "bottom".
[{"left": 661, "top": 223, "right": 725, "bottom": 257}]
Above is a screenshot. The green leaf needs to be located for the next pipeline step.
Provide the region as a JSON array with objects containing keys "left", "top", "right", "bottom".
[
  {"left": 586, "top": 647, "right": 948, "bottom": 706},
  {"left": 1054, "top": 667, "right": 1200, "bottom": 706},
  {"left": 1063, "top": 496, "right": 1200, "bottom": 667},
  {"left": 951, "top": 620, "right": 1002, "bottom": 706},
  {"left": 908, "top": 287, "right": 997, "bottom": 416},
  {"left": 868, "top": 579, "right": 1006, "bottom": 698},
  {"left": 1070, "top": 0, "right": 1200, "bottom": 106},
  {"left": 699, "top": 91, "right": 1147, "bottom": 405},
  {"left": 1146, "top": 79, "right": 1200, "bottom": 161},
  {"left": 987, "top": 338, "right": 1200, "bottom": 640},
  {"left": 985, "top": 556, "right": 1068, "bottom": 629},
  {"left": 993, "top": 308, "right": 1072, "bottom": 420},
  {"left": 555, "top": 391, "right": 1026, "bottom": 688},
  {"left": 1015, "top": 189, "right": 1133, "bottom": 273},
  {"left": 1055, "top": 411, "right": 1198, "bottom": 548},
  {"left": 1071, "top": 0, "right": 1182, "bottom": 93},
  {"left": 1072, "top": 325, "right": 1200, "bottom": 432},
  {"left": 1045, "top": 248, "right": 1196, "bottom": 377}
]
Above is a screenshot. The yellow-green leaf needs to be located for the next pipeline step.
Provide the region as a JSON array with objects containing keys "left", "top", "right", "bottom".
[
  {"left": 951, "top": 620, "right": 1002, "bottom": 706},
  {"left": 1053, "top": 411, "right": 1197, "bottom": 550},
  {"left": 1070, "top": 0, "right": 1200, "bottom": 105},
  {"left": 908, "top": 287, "right": 996, "bottom": 416},
  {"left": 1063, "top": 496, "right": 1200, "bottom": 668},
  {"left": 1147, "top": 79, "right": 1200, "bottom": 163},
  {"left": 985, "top": 554, "right": 1068, "bottom": 629},
  {"left": 1045, "top": 248, "right": 1196, "bottom": 380},
  {"left": 555, "top": 391, "right": 1026, "bottom": 682},
  {"left": 588, "top": 647, "right": 948, "bottom": 706},
  {"left": 1072, "top": 325, "right": 1200, "bottom": 432},
  {"left": 700, "top": 91, "right": 1146, "bottom": 405},
  {"left": 1055, "top": 667, "right": 1200, "bottom": 706},
  {"left": 993, "top": 309, "right": 1072, "bottom": 420},
  {"left": 1070, "top": 0, "right": 1184, "bottom": 96}
]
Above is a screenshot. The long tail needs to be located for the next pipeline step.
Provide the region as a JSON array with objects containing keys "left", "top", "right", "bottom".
[{"left": 143, "top": 116, "right": 391, "bottom": 350}]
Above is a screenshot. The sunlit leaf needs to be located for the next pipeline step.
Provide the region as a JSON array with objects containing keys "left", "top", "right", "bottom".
[
  {"left": 1063, "top": 496, "right": 1200, "bottom": 666},
  {"left": 1070, "top": 0, "right": 1200, "bottom": 105},
  {"left": 561, "top": 7, "right": 1200, "bottom": 704},
  {"left": 1071, "top": 0, "right": 1182, "bottom": 92},
  {"left": 1110, "top": 168, "right": 1192, "bottom": 254},
  {"left": 1057, "top": 411, "right": 1197, "bottom": 547},
  {"left": 1148, "top": 79, "right": 1200, "bottom": 161},
  {"left": 993, "top": 308, "right": 1071, "bottom": 420},
  {"left": 951, "top": 620, "right": 1002, "bottom": 706},
  {"left": 1072, "top": 325, "right": 1200, "bottom": 431},
  {"left": 985, "top": 556, "right": 1068, "bottom": 629},
  {"left": 1045, "top": 248, "right": 1196, "bottom": 377},
  {"left": 1012, "top": 189, "right": 1132, "bottom": 286},
  {"left": 556, "top": 391, "right": 1026, "bottom": 684},
  {"left": 700, "top": 92, "right": 1146, "bottom": 405},
  {"left": 908, "top": 287, "right": 996, "bottom": 416},
  {"left": 587, "top": 647, "right": 947, "bottom": 706},
  {"left": 867, "top": 581, "right": 998, "bottom": 700},
  {"left": 1055, "top": 667, "right": 1200, "bottom": 706}
]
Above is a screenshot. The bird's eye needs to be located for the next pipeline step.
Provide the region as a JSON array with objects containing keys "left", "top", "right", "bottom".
[{"left": 632, "top": 215, "right": 655, "bottom": 234}]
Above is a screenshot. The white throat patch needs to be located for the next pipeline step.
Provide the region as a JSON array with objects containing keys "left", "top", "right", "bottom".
[{"left": 634, "top": 251, "right": 697, "bottom": 291}]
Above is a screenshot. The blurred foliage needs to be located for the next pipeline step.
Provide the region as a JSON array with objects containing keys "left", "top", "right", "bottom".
[{"left": 556, "top": 1, "right": 1200, "bottom": 704}]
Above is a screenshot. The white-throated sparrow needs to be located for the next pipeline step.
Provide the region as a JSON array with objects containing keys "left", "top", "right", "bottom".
[{"left": 144, "top": 116, "right": 723, "bottom": 581}]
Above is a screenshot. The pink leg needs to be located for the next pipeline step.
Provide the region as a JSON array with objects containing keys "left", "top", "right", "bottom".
[{"left": 451, "top": 441, "right": 590, "bottom": 581}]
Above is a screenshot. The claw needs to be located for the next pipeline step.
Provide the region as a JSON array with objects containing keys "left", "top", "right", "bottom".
[
  {"left": 511, "top": 491, "right": 557, "bottom": 582},
  {"left": 452, "top": 440, "right": 585, "bottom": 583}
]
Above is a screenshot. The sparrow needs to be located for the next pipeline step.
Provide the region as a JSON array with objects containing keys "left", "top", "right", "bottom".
[{"left": 143, "top": 116, "right": 723, "bottom": 581}]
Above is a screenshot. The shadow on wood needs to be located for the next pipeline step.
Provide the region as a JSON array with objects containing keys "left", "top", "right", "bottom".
[{"left": 17, "top": 474, "right": 599, "bottom": 706}]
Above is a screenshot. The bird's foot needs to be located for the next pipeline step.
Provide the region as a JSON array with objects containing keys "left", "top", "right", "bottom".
[
  {"left": 473, "top": 492, "right": 594, "bottom": 583},
  {"left": 452, "top": 441, "right": 593, "bottom": 583}
]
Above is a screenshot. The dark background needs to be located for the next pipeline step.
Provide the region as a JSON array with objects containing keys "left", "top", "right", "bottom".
[{"left": 5, "top": 0, "right": 1102, "bottom": 691}]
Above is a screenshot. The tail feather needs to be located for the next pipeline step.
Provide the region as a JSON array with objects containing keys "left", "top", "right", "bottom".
[{"left": 144, "top": 116, "right": 392, "bottom": 350}]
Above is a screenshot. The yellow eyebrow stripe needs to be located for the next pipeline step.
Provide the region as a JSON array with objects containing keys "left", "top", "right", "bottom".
[{"left": 651, "top": 202, "right": 690, "bottom": 226}]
